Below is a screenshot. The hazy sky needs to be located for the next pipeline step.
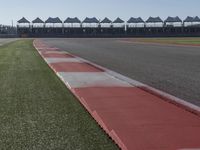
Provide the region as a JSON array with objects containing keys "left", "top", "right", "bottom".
[{"left": 0, "top": 0, "right": 199, "bottom": 25}]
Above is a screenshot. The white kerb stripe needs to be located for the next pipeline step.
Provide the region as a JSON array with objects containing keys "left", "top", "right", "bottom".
[
  {"left": 45, "top": 58, "right": 82, "bottom": 63},
  {"left": 57, "top": 72, "right": 133, "bottom": 88},
  {"left": 43, "top": 51, "right": 69, "bottom": 54}
]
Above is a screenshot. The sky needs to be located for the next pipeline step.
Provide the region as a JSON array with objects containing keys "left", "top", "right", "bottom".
[{"left": 0, "top": 0, "right": 200, "bottom": 25}]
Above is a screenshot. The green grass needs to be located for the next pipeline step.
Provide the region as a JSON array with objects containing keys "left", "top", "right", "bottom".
[
  {"left": 0, "top": 40, "right": 118, "bottom": 150},
  {"left": 135, "top": 37, "right": 200, "bottom": 45}
]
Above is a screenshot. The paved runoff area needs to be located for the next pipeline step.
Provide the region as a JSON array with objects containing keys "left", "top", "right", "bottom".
[
  {"left": 43, "top": 38, "right": 200, "bottom": 106},
  {"left": 34, "top": 39, "right": 200, "bottom": 150}
]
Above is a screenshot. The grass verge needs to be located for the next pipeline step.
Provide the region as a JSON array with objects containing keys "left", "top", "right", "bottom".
[{"left": 0, "top": 40, "right": 118, "bottom": 150}]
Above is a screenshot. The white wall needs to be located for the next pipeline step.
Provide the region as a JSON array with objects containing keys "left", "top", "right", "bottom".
[
  {"left": 100, "top": 23, "right": 112, "bottom": 28},
  {"left": 112, "top": 23, "right": 125, "bottom": 28},
  {"left": 18, "top": 23, "right": 30, "bottom": 28},
  {"left": 146, "top": 22, "right": 163, "bottom": 27},
  {"left": 64, "top": 23, "right": 81, "bottom": 28},
  {"left": 128, "top": 23, "right": 145, "bottom": 28},
  {"left": 32, "top": 23, "right": 44, "bottom": 28},
  {"left": 82, "top": 23, "right": 99, "bottom": 28},
  {"left": 45, "top": 23, "right": 63, "bottom": 28}
]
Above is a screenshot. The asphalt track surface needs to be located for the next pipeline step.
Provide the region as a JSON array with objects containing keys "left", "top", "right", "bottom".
[{"left": 43, "top": 38, "right": 200, "bottom": 106}]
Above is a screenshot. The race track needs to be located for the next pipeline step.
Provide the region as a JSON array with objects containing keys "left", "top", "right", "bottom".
[{"left": 43, "top": 38, "right": 200, "bottom": 106}]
